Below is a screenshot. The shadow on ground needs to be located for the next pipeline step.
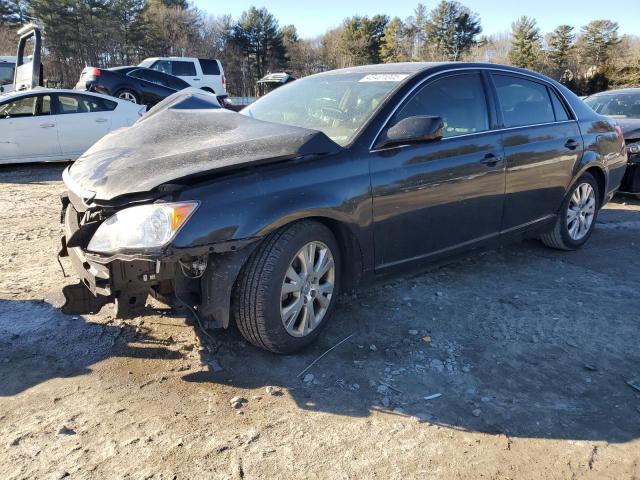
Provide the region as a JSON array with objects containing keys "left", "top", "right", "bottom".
[
  {"left": 1, "top": 200, "right": 639, "bottom": 446},
  {"left": 0, "top": 163, "right": 68, "bottom": 184},
  {"left": 0, "top": 298, "right": 181, "bottom": 397}
]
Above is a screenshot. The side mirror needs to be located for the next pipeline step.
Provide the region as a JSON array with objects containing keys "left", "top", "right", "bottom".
[{"left": 376, "top": 115, "right": 444, "bottom": 149}]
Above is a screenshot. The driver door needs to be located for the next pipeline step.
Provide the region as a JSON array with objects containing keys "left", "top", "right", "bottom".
[{"left": 370, "top": 72, "right": 506, "bottom": 270}]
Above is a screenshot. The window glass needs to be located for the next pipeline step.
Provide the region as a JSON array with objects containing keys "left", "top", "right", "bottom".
[
  {"left": 584, "top": 92, "right": 640, "bottom": 119},
  {"left": 549, "top": 89, "right": 570, "bottom": 121},
  {"left": 0, "top": 95, "right": 50, "bottom": 118},
  {"left": 242, "top": 72, "right": 405, "bottom": 146},
  {"left": 0, "top": 62, "right": 14, "bottom": 85},
  {"left": 493, "top": 75, "right": 555, "bottom": 127},
  {"left": 393, "top": 73, "right": 489, "bottom": 138},
  {"left": 150, "top": 60, "right": 172, "bottom": 75},
  {"left": 56, "top": 94, "right": 110, "bottom": 114},
  {"left": 171, "top": 61, "right": 197, "bottom": 76},
  {"left": 199, "top": 59, "right": 220, "bottom": 75}
]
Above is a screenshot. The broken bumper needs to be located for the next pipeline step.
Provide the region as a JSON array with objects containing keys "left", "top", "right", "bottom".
[{"left": 59, "top": 200, "right": 172, "bottom": 316}]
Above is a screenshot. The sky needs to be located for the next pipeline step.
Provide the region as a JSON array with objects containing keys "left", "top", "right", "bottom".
[{"left": 194, "top": 0, "right": 638, "bottom": 39}]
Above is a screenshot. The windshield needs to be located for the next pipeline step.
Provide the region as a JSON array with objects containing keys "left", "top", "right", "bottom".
[
  {"left": 0, "top": 62, "right": 15, "bottom": 85},
  {"left": 584, "top": 92, "right": 640, "bottom": 119},
  {"left": 242, "top": 72, "right": 409, "bottom": 146}
]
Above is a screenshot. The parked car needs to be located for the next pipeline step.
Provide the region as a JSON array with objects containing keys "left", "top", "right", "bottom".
[
  {"left": 584, "top": 88, "right": 640, "bottom": 195},
  {"left": 0, "top": 88, "right": 145, "bottom": 164},
  {"left": 59, "top": 62, "right": 627, "bottom": 353},
  {"left": 0, "top": 56, "right": 16, "bottom": 94},
  {"left": 138, "top": 57, "right": 227, "bottom": 97},
  {"left": 75, "top": 66, "right": 190, "bottom": 108}
]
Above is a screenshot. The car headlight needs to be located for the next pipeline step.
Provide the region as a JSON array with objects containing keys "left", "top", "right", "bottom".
[
  {"left": 87, "top": 202, "right": 199, "bottom": 254},
  {"left": 628, "top": 143, "right": 640, "bottom": 155}
]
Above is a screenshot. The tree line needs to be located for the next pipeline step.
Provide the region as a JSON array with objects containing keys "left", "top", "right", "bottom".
[{"left": 1, "top": 0, "right": 639, "bottom": 96}]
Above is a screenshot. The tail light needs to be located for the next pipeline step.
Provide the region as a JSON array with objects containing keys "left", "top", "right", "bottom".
[
  {"left": 221, "top": 74, "right": 226, "bottom": 89},
  {"left": 86, "top": 68, "right": 101, "bottom": 77}
]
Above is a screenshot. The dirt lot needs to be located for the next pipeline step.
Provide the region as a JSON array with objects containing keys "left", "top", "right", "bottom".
[{"left": 1, "top": 164, "right": 639, "bottom": 479}]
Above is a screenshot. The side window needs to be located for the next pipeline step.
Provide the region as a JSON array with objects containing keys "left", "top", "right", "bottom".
[
  {"left": 393, "top": 73, "right": 490, "bottom": 138},
  {"left": 0, "top": 95, "right": 50, "bottom": 118},
  {"left": 493, "top": 75, "right": 555, "bottom": 127},
  {"left": 549, "top": 88, "right": 571, "bottom": 121},
  {"left": 0, "top": 62, "right": 15, "bottom": 85},
  {"left": 199, "top": 59, "right": 220, "bottom": 75},
  {"left": 170, "top": 61, "right": 196, "bottom": 76},
  {"left": 150, "top": 60, "right": 172, "bottom": 75},
  {"left": 56, "top": 94, "right": 111, "bottom": 114}
]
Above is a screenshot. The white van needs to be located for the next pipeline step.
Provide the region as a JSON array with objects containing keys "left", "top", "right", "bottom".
[
  {"left": 138, "top": 57, "right": 226, "bottom": 97},
  {"left": 0, "top": 56, "right": 16, "bottom": 94}
]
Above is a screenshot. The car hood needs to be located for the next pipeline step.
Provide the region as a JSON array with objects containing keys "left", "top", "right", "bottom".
[
  {"left": 66, "top": 104, "right": 340, "bottom": 201},
  {"left": 615, "top": 118, "right": 640, "bottom": 141}
]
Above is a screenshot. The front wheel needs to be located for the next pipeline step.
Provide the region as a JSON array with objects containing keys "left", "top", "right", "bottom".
[
  {"left": 232, "top": 220, "right": 340, "bottom": 353},
  {"left": 540, "top": 172, "right": 599, "bottom": 250}
]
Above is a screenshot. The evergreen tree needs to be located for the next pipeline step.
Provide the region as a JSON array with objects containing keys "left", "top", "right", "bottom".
[
  {"left": 380, "top": 17, "right": 409, "bottom": 63},
  {"left": 424, "top": 0, "right": 482, "bottom": 61},
  {"left": 579, "top": 20, "right": 620, "bottom": 67},
  {"left": 509, "top": 16, "right": 541, "bottom": 69},
  {"left": 548, "top": 24, "right": 574, "bottom": 73}
]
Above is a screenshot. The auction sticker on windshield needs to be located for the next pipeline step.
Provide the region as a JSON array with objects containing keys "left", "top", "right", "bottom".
[{"left": 359, "top": 74, "right": 409, "bottom": 82}]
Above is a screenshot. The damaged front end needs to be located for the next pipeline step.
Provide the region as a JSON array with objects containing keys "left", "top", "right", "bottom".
[{"left": 58, "top": 169, "right": 256, "bottom": 325}]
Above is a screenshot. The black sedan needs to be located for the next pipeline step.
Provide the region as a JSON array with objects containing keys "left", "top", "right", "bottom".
[
  {"left": 584, "top": 88, "right": 640, "bottom": 195},
  {"left": 75, "top": 66, "right": 190, "bottom": 108},
  {"left": 59, "top": 63, "right": 627, "bottom": 353}
]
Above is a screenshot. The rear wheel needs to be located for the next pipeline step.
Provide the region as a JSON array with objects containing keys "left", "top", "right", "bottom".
[
  {"left": 540, "top": 172, "right": 599, "bottom": 250},
  {"left": 232, "top": 220, "right": 340, "bottom": 353},
  {"left": 116, "top": 89, "right": 139, "bottom": 104}
]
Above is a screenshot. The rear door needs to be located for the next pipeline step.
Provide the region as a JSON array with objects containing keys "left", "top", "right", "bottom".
[
  {"left": 0, "top": 93, "right": 61, "bottom": 163},
  {"left": 53, "top": 93, "right": 113, "bottom": 157},
  {"left": 370, "top": 71, "right": 506, "bottom": 269},
  {"left": 490, "top": 73, "right": 582, "bottom": 231}
]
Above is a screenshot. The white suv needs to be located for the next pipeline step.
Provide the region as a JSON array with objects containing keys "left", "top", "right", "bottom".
[
  {"left": 0, "top": 56, "right": 16, "bottom": 94},
  {"left": 138, "top": 57, "right": 226, "bottom": 97}
]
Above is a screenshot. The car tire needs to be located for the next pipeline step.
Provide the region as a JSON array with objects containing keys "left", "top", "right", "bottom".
[
  {"left": 540, "top": 172, "right": 600, "bottom": 250},
  {"left": 232, "top": 220, "right": 341, "bottom": 354},
  {"left": 200, "top": 87, "right": 215, "bottom": 94},
  {"left": 116, "top": 89, "right": 139, "bottom": 104}
]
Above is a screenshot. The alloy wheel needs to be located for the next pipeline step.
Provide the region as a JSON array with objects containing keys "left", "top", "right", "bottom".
[
  {"left": 567, "top": 182, "right": 596, "bottom": 241},
  {"left": 280, "top": 241, "right": 335, "bottom": 337},
  {"left": 118, "top": 91, "right": 137, "bottom": 103}
]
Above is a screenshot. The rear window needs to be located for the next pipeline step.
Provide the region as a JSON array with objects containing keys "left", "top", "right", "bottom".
[
  {"left": 199, "top": 59, "right": 220, "bottom": 76},
  {"left": 0, "top": 62, "right": 14, "bottom": 85}
]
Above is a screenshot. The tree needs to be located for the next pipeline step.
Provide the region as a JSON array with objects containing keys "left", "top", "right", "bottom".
[
  {"left": 233, "top": 7, "right": 287, "bottom": 82},
  {"left": 339, "top": 15, "right": 389, "bottom": 65},
  {"left": 380, "top": 17, "right": 409, "bottom": 63},
  {"left": 509, "top": 16, "right": 541, "bottom": 69},
  {"left": 424, "top": 0, "right": 482, "bottom": 61},
  {"left": 547, "top": 25, "right": 575, "bottom": 77},
  {"left": 579, "top": 20, "right": 620, "bottom": 68}
]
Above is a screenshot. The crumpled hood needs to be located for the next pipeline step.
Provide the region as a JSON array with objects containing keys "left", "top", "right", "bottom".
[
  {"left": 616, "top": 118, "right": 640, "bottom": 141},
  {"left": 67, "top": 105, "right": 340, "bottom": 201}
]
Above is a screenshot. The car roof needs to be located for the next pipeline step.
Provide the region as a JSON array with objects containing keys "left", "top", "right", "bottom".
[{"left": 313, "top": 62, "right": 556, "bottom": 81}]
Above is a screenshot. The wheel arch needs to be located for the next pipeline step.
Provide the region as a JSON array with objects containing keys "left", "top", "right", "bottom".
[{"left": 572, "top": 151, "right": 607, "bottom": 206}]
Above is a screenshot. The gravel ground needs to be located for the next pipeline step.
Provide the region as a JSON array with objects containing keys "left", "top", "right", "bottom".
[{"left": 1, "top": 163, "right": 639, "bottom": 479}]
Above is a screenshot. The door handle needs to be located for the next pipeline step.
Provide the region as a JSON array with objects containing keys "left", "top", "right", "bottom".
[
  {"left": 95, "top": 118, "right": 108, "bottom": 123},
  {"left": 193, "top": 78, "right": 200, "bottom": 81},
  {"left": 565, "top": 139, "right": 579, "bottom": 150},
  {"left": 480, "top": 153, "right": 502, "bottom": 167},
  {"left": 40, "top": 123, "right": 55, "bottom": 128}
]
